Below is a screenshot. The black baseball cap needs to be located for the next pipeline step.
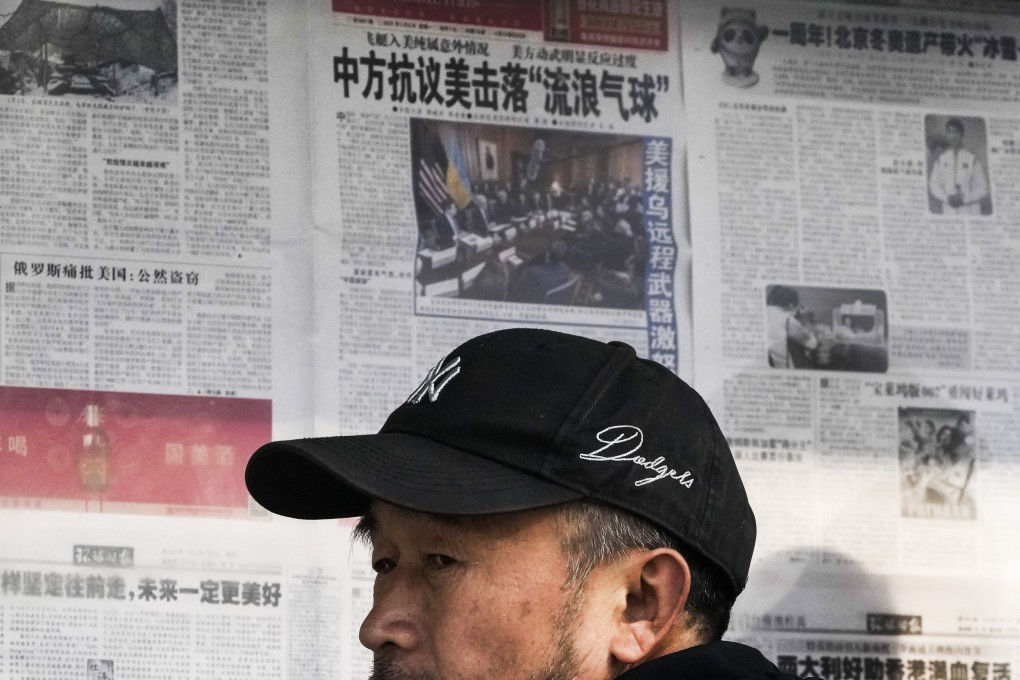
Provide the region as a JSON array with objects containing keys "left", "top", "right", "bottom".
[{"left": 245, "top": 328, "right": 756, "bottom": 593}]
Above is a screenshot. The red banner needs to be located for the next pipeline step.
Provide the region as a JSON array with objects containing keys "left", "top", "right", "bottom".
[
  {"left": 332, "top": 1, "right": 544, "bottom": 30},
  {"left": 332, "top": 1, "right": 669, "bottom": 50},
  {"left": 0, "top": 387, "right": 271, "bottom": 512},
  {"left": 552, "top": 0, "right": 668, "bottom": 51}
]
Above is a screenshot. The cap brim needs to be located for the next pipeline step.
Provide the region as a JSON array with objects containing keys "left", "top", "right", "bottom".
[{"left": 245, "top": 433, "right": 584, "bottom": 519}]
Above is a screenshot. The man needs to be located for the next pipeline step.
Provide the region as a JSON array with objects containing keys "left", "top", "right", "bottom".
[
  {"left": 462, "top": 193, "right": 491, "bottom": 235},
  {"left": 929, "top": 118, "right": 989, "bottom": 215},
  {"left": 766, "top": 286, "right": 818, "bottom": 369},
  {"left": 510, "top": 240, "right": 578, "bottom": 303},
  {"left": 246, "top": 328, "right": 803, "bottom": 680},
  {"left": 426, "top": 200, "right": 461, "bottom": 250},
  {"left": 530, "top": 189, "right": 552, "bottom": 213},
  {"left": 491, "top": 188, "right": 514, "bottom": 223},
  {"left": 570, "top": 210, "right": 608, "bottom": 274}
]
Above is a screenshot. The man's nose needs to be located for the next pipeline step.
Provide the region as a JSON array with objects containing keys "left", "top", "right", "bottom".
[{"left": 358, "top": 572, "right": 423, "bottom": 653}]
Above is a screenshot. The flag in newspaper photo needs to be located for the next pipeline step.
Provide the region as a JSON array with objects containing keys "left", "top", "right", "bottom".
[{"left": 412, "top": 118, "right": 471, "bottom": 217}]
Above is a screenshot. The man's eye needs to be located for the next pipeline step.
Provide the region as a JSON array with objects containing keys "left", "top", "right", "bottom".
[
  {"left": 425, "top": 554, "right": 457, "bottom": 569},
  {"left": 372, "top": 558, "right": 396, "bottom": 574}
]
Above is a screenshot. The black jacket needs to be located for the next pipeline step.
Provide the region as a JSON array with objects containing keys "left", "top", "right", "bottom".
[{"left": 619, "top": 641, "right": 805, "bottom": 680}]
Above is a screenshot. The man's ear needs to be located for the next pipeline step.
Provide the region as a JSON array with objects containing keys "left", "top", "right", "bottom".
[{"left": 608, "top": 549, "right": 692, "bottom": 666}]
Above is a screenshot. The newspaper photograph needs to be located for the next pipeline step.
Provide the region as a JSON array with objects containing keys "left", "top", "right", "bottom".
[
  {"left": 410, "top": 118, "right": 654, "bottom": 323},
  {"left": 0, "top": 0, "right": 178, "bottom": 101},
  {"left": 898, "top": 406, "right": 976, "bottom": 520},
  {"left": 765, "top": 284, "right": 888, "bottom": 372},
  {"left": 924, "top": 113, "right": 992, "bottom": 216}
]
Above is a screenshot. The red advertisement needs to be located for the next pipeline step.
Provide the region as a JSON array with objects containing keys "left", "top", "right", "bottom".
[
  {"left": 0, "top": 387, "right": 271, "bottom": 513},
  {"left": 332, "top": 1, "right": 669, "bottom": 50},
  {"left": 546, "top": 0, "right": 668, "bottom": 51}
]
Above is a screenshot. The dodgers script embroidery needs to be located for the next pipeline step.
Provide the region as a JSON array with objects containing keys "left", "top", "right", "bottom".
[
  {"left": 579, "top": 425, "right": 694, "bottom": 488},
  {"left": 407, "top": 355, "right": 461, "bottom": 404}
]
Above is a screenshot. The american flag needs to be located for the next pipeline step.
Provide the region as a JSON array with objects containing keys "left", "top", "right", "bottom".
[
  {"left": 411, "top": 119, "right": 471, "bottom": 218},
  {"left": 418, "top": 158, "right": 451, "bottom": 216}
]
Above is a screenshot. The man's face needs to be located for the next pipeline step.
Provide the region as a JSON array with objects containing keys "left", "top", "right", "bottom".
[
  {"left": 946, "top": 125, "right": 963, "bottom": 149},
  {"left": 358, "top": 502, "right": 614, "bottom": 680}
]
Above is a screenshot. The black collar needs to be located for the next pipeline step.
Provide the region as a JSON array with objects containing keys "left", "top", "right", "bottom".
[{"left": 619, "top": 641, "right": 801, "bottom": 680}]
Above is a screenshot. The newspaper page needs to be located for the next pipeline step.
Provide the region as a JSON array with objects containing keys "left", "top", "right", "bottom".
[
  {"left": 0, "top": 0, "right": 313, "bottom": 514},
  {"left": 305, "top": 0, "right": 689, "bottom": 439},
  {"left": 0, "top": 0, "right": 332, "bottom": 677},
  {"left": 682, "top": 0, "right": 1020, "bottom": 676},
  {"left": 0, "top": 509, "right": 362, "bottom": 680}
]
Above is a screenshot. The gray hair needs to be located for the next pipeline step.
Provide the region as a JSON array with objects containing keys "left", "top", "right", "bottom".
[{"left": 553, "top": 500, "right": 736, "bottom": 642}]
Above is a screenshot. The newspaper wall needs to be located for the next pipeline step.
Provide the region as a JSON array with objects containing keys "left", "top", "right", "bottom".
[
  {"left": 682, "top": 1, "right": 1020, "bottom": 677},
  {"left": 1, "top": 0, "right": 1018, "bottom": 678}
]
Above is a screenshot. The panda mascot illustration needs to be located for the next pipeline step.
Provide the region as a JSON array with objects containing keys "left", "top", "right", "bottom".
[{"left": 710, "top": 8, "right": 769, "bottom": 88}]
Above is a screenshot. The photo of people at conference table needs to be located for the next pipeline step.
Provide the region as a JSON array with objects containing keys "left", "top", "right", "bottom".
[{"left": 410, "top": 119, "right": 650, "bottom": 310}]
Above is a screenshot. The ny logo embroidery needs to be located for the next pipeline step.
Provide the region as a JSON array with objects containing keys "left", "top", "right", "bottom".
[{"left": 406, "top": 355, "right": 462, "bottom": 404}]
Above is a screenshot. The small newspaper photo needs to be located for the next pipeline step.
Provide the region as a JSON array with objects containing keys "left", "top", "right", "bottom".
[{"left": 0, "top": 0, "right": 178, "bottom": 102}]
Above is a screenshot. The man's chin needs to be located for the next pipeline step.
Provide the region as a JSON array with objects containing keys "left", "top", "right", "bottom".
[
  {"left": 369, "top": 657, "right": 439, "bottom": 680},
  {"left": 368, "top": 655, "right": 580, "bottom": 680}
]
